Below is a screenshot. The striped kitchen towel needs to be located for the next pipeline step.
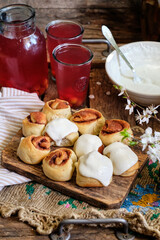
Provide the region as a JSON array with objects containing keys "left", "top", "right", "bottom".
[{"left": 0, "top": 87, "right": 45, "bottom": 191}]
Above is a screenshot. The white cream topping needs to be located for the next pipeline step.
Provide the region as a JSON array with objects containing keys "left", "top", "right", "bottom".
[
  {"left": 44, "top": 118, "right": 78, "bottom": 146},
  {"left": 116, "top": 44, "right": 160, "bottom": 95},
  {"left": 79, "top": 151, "right": 113, "bottom": 186},
  {"left": 107, "top": 42, "right": 160, "bottom": 95},
  {"left": 120, "top": 63, "right": 160, "bottom": 95},
  {"left": 74, "top": 134, "right": 102, "bottom": 158},
  {"left": 103, "top": 142, "right": 138, "bottom": 175}
]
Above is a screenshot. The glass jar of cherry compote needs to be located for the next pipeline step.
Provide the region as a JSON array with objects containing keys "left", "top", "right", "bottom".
[{"left": 0, "top": 4, "right": 48, "bottom": 95}]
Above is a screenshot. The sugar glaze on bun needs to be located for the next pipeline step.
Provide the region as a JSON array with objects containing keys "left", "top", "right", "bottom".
[
  {"left": 73, "top": 134, "right": 103, "bottom": 158},
  {"left": 43, "top": 118, "right": 79, "bottom": 146},
  {"left": 75, "top": 151, "right": 113, "bottom": 187},
  {"left": 103, "top": 142, "right": 138, "bottom": 176}
]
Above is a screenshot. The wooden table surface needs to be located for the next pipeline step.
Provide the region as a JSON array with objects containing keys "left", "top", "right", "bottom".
[
  {"left": 0, "top": 1, "right": 159, "bottom": 238},
  {"left": 0, "top": 42, "right": 159, "bottom": 240}
]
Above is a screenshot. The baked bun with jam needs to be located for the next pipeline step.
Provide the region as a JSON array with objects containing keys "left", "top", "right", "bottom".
[
  {"left": 103, "top": 142, "right": 139, "bottom": 177},
  {"left": 22, "top": 112, "right": 47, "bottom": 137},
  {"left": 99, "top": 119, "right": 133, "bottom": 146},
  {"left": 42, "top": 148, "right": 77, "bottom": 181},
  {"left": 70, "top": 108, "right": 105, "bottom": 135},
  {"left": 42, "top": 98, "right": 71, "bottom": 122},
  {"left": 17, "top": 136, "right": 50, "bottom": 164}
]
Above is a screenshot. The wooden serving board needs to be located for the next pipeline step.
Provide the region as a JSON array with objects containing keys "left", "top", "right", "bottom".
[{"left": 1, "top": 129, "right": 148, "bottom": 209}]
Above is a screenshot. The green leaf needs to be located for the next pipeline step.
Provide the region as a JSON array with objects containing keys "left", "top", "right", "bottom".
[
  {"left": 129, "top": 141, "right": 138, "bottom": 146},
  {"left": 120, "top": 129, "right": 132, "bottom": 142},
  {"left": 120, "top": 128, "right": 131, "bottom": 137},
  {"left": 151, "top": 144, "right": 156, "bottom": 148},
  {"left": 113, "top": 85, "right": 118, "bottom": 89}
]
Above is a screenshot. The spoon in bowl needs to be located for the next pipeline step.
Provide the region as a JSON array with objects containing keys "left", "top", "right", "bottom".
[{"left": 102, "top": 25, "right": 142, "bottom": 84}]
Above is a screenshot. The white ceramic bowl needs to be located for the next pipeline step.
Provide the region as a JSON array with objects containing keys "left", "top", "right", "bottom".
[{"left": 105, "top": 41, "right": 160, "bottom": 106}]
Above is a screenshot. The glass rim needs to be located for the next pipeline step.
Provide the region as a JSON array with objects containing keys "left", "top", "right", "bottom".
[
  {"left": 45, "top": 19, "right": 84, "bottom": 40},
  {"left": 52, "top": 43, "right": 93, "bottom": 66},
  {"left": 0, "top": 4, "right": 35, "bottom": 25}
]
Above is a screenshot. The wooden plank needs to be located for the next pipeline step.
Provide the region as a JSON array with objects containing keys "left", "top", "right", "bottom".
[
  {"left": 0, "top": 216, "right": 49, "bottom": 239},
  {"left": 1, "top": 129, "right": 148, "bottom": 209},
  {"left": 0, "top": 0, "right": 141, "bottom": 9},
  {"left": 141, "top": 0, "right": 160, "bottom": 41},
  {"left": 0, "top": 215, "right": 151, "bottom": 240},
  {"left": 36, "top": 8, "right": 142, "bottom": 43},
  {"left": 0, "top": 2, "right": 142, "bottom": 43}
]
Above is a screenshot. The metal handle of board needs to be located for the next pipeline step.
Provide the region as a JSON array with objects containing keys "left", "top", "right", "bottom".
[{"left": 49, "top": 218, "right": 135, "bottom": 240}]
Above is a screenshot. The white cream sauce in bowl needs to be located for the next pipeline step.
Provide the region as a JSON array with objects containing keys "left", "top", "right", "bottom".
[{"left": 105, "top": 41, "right": 160, "bottom": 106}]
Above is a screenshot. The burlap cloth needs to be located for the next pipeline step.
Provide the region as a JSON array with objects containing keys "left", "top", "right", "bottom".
[{"left": 0, "top": 158, "right": 159, "bottom": 238}]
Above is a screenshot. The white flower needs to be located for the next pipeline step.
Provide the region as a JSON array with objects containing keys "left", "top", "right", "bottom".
[
  {"left": 147, "top": 144, "right": 160, "bottom": 163},
  {"left": 147, "top": 105, "right": 159, "bottom": 115},
  {"left": 141, "top": 127, "right": 160, "bottom": 161},
  {"left": 154, "top": 131, "right": 160, "bottom": 142},
  {"left": 96, "top": 81, "right": 101, "bottom": 85},
  {"left": 125, "top": 99, "right": 134, "bottom": 115},
  {"left": 155, "top": 143, "right": 160, "bottom": 150},
  {"left": 140, "top": 127, "right": 153, "bottom": 151},
  {"left": 89, "top": 94, "right": 95, "bottom": 99},
  {"left": 141, "top": 127, "right": 152, "bottom": 138},
  {"left": 135, "top": 110, "right": 143, "bottom": 125},
  {"left": 118, "top": 86, "right": 126, "bottom": 96},
  {"left": 147, "top": 149, "right": 157, "bottom": 163},
  {"left": 115, "top": 84, "right": 160, "bottom": 163},
  {"left": 145, "top": 107, "right": 152, "bottom": 115},
  {"left": 106, "top": 91, "right": 111, "bottom": 95},
  {"left": 141, "top": 109, "right": 151, "bottom": 124}
]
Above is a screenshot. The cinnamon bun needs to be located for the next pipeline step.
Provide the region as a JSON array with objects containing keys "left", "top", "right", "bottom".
[
  {"left": 22, "top": 112, "right": 47, "bottom": 137},
  {"left": 75, "top": 151, "right": 113, "bottom": 187},
  {"left": 42, "top": 98, "right": 71, "bottom": 122},
  {"left": 103, "top": 142, "right": 139, "bottom": 176},
  {"left": 42, "top": 148, "right": 77, "bottom": 181},
  {"left": 43, "top": 118, "right": 79, "bottom": 146},
  {"left": 70, "top": 108, "right": 105, "bottom": 135},
  {"left": 17, "top": 136, "right": 50, "bottom": 164},
  {"left": 99, "top": 119, "right": 133, "bottom": 146},
  {"left": 73, "top": 134, "right": 103, "bottom": 158}
]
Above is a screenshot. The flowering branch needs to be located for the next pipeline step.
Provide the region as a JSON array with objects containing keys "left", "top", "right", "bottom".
[
  {"left": 114, "top": 85, "right": 160, "bottom": 124},
  {"left": 120, "top": 127, "right": 160, "bottom": 163},
  {"left": 114, "top": 85, "right": 160, "bottom": 164}
]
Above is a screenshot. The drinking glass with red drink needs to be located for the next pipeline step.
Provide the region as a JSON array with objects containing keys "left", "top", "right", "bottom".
[
  {"left": 46, "top": 20, "right": 84, "bottom": 79},
  {"left": 52, "top": 43, "right": 93, "bottom": 109},
  {"left": 0, "top": 4, "right": 48, "bottom": 95}
]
